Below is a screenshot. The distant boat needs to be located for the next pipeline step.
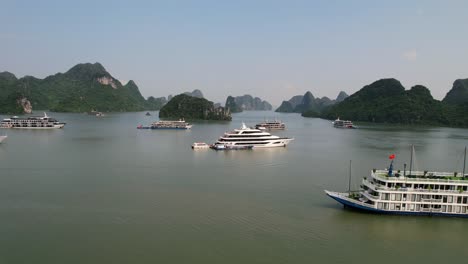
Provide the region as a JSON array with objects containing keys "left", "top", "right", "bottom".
[
  {"left": 192, "top": 142, "right": 210, "bottom": 149},
  {"left": 332, "top": 118, "right": 356, "bottom": 129},
  {"left": 0, "top": 112, "right": 65, "bottom": 129},
  {"left": 0, "top": 135, "right": 7, "bottom": 144},
  {"left": 137, "top": 119, "right": 192, "bottom": 130},
  {"left": 88, "top": 111, "right": 105, "bottom": 117},
  {"left": 145, "top": 112, "right": 151, "bottom": 116},
  {"left": 255, "top": 119, "right": 286, "bottom": 130}
]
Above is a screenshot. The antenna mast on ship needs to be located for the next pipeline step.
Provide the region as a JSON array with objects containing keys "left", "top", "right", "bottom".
[
  {"left": 348, "top": 160, "right": 352, "bottom": 193},
  {"left": 409, "top": 145, "right": 414, "bottom": 176},
  {"left": 463, "top": 146, "right": 467, "bottom": 178}
]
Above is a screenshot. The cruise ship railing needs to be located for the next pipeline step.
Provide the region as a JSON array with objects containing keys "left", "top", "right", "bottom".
[{"left": 372, "top": 170, "right": 468, "bottom": 184}]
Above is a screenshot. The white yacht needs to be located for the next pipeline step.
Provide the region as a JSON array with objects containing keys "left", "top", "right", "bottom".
[
  {"left": 325, "top": 147, "right": 468, "bottom": 217},
  {"left": 215, "top": 123, "right": 293, "bottom": 148},
  {"left": 0, "top": 113, "right": 65, "bottom": 129},
  {"left": 138, "top": 119, "right": 192, "bottom": 130}
]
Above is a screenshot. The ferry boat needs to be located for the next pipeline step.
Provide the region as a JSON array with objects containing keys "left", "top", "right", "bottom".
[
  {"left": 255, "top": 120, "right": 286, "bottom": 130},
  {"left": 215, "top": 123, "right": 293, "bottom": 148},
  {"left": 0, "top": 135, "right": 7, "bottom": 144},
  {"left": 0, "top": 113, "right": 65, "bottom": 129},
  {"left": 137, "top": 120, "right": 192, "bottom": 130},
  {"left": 332, "top": 118, "right": 356, "bottom": 129},
  {"left": 325, "top": 147, "right": 468, "bottom": 217}
]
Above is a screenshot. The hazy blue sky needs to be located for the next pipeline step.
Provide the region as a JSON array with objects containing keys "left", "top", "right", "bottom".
[{"left": 2, "top": 0, "right": 468, "bottom": 105}]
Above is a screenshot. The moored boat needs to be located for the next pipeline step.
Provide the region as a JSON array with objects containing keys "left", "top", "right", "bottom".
[
  {"left": 137, "top": 119, "right": 192, "bottom": 130},
  {"left": 192, "top": 142, "right": 210, "bottom": 149},
  {"left": 0, "top": 113, "right": 65, "bottom": 129},
  {"left": 325, "top": 147, "right": 468, "bottom": 217}
]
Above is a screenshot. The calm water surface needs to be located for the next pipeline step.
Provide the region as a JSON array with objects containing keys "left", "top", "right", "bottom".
[{"left": 1, "top": 111, "right": 468, "bottom": 263}]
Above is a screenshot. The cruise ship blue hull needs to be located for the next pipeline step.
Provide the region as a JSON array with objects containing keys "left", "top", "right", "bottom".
[{"left": 325, "top": 191, "right": 468, "bottom": 218}]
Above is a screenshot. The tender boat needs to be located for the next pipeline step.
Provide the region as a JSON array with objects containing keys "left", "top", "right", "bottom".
[
  {"left": 255, "top": 120, "right": 286, "bottom": 130},
  {"left": 192, "top": 142, "right": 210, "bottom": 149},
  {"left": 137, "top": 119, "right": 192, "bottom": 130},
  {"left": 0, "top": 112, "right": 65, "bottom": 129},
  {"left": 214, "top": 123, "right": 293, "bottom": 148},
  {"left": 0, "top": 135, "right": 7, "bottom": 144},
  {"left": 325, "top": 146, "right": 468, "bottom": 217}
]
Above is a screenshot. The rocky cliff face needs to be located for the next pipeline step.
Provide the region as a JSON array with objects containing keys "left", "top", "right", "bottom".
[
  {"left": 18, "top": 98, "right": 32, "bottom": 113},
  {"left": 97, "top": 76, "right": 117, "bottom": 89}
]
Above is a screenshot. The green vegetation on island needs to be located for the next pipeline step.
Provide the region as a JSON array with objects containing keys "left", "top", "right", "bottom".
[
  {"left": 0, "top": 63, "right": 166, "bottom": 114},
  {"left": 159, "top": 94, "right": 232, "bottom": 121},
  {"left": 320, "top": 78, "right": 468, "bottom": 127}
]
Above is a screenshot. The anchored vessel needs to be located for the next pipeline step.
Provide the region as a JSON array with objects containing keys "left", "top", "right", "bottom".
[
  {"left": 138, "top": 120, "right": 192, "bottom": 130},
  {"left": 332, "top": 118, "right": 356, "bottom": 129},
  {"left": 192, "top": 142, "right": 210, "bottom": 149},
  {"left": 255, "top": 120, "right": 286, "bottom": 130},
  {"left": 0, "top": 113, "right": 65, "bottom": 129},
  {"left": 215, "top": 123, "right": 293, "bottom": 148},
  {"left": 325, "top": 148, "right": 468, "bottom": 217}
]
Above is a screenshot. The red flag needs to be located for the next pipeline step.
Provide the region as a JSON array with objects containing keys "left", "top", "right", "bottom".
[{"left": 389, "top": 154, "right": 395, "bottom": 160}]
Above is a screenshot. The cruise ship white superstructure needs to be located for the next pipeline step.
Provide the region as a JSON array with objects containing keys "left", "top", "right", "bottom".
[
  {"left": 215, "top": 123, "right": 293, "bottom": 148},
  {"left": 0, "top": 113, "right": 65, "bottom": 129},
  {"left": 326, "top": 165, "right": 468, "bottom": 217}
]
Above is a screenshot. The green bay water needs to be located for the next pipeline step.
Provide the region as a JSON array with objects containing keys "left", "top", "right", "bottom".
[{"left": 1, "top": 111, "right": 468, "bottom": 263}]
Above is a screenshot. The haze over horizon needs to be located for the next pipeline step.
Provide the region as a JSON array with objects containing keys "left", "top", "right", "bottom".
[{"left": 2, "top": 0, "right": 468, "bottom": 106}]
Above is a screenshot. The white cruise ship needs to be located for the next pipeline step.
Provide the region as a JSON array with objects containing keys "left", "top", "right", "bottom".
[
  {"left": 0, "top": 113, "right": 65, "bottom": 129},
  {"left": 332, "top": 118, "right": 356, "bottom": 129},
  {"left": 325, "top": 148, "right": 468, "bottom": 217},
  {"left": 215, "top": 123, "right": 293, "bottom": 148},
  {"left": 137, "top": 119, "right": 192, "bottom": 130},
  {"left": 255, "top": 120, "right": 286, "bottom": 130}
]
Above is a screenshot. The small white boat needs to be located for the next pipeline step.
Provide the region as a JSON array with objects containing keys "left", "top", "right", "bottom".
[
  {"left": 192, "top": 142, "right": 210, "bottom": 149},
  {"left": 0, "top": 135, "right": 7, "bottom": 144}
]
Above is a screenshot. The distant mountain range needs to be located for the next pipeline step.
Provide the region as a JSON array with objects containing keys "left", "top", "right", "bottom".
[
  {"left": 225, "top": 95, "right": 272, "bottom": 113},
  {"left": 275, "top": 91, "right": 348, "bottom": 114}
]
